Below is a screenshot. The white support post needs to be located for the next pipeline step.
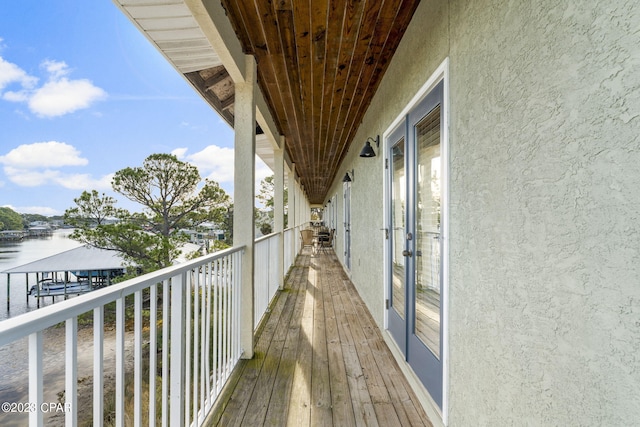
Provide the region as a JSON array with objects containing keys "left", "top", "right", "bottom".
[
  {"left": 115, "top": 298, "right": 125, "bottom": 427},
  {"left": 293, "top": 180, "right": 302, "bottom": 226},
  {"left": 66, "top": 317, "right": 78, "bottom": 427},
  {"left": 29, "top": 332, "right": 43, "bottom": 427},
  {"left": 299, "top": 183, "right": 303, "bottom": 226},
  {"left": 234, "top": 54, "right": 256, "bottom": 359},
  {"left": 274, "top": 144, "right": 285, "bottom": 289},
  {"left": 93, "top": 307, "right": 104, "bottom": 426},
  {"left": 170, "top": 274, "right": 186, "bottom": 426},
  {"left": 134, "top": 291, "right": 142, "bottom": 427},
  {"left": 148, "top": 284, "right": 157, "bottom": 426},
  {"left": 291, "top": 165, "right": 297, "bottom": 229},
  {"left": 300, "top": 183, "right": 305, "bottom": 225}
]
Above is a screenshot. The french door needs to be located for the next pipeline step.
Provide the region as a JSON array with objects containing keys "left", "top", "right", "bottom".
[
  {"left": 344, "top": 181, "right": 351, "bottom": 270},
  {"left": 387, "top": 80, "right": 444, "bottom": 408}
]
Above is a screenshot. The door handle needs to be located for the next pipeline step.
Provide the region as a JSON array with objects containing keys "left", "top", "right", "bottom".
[{"left": 402, "top": 249, "right": 413, "bottom": 257}]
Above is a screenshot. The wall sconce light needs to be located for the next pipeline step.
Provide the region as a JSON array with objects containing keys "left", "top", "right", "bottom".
[
  {"left": 342, "top": 169, "right": 353, "bottom": 182},
  {"left": 359, "top": 135, "right": 380, "bottom": 158}
]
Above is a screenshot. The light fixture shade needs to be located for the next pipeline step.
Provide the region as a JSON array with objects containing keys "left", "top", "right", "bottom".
[
  {"left": 359, "top": 140, "right": 376, "bottom": 157},
  {"left": 342, "top": 173, "right": 352, "bottom": 182}
]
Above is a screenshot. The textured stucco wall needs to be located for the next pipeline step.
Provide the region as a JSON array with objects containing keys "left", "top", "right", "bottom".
[
  {"left": 447, "top": 1, "right": 640, "bottom": 425},
  {"left": 330, "top": 0, "right": 640, "bottom": 425}
]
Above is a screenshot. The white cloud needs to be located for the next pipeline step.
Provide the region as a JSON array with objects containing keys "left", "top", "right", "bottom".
[
  {"left": 0, "top": 56, "right": 105, "bottom": 117},
  {"left": 255, "top": 157, "right": 272, "bottom": 187},
  {"left": 41, "top": 59, "right": 68, "bottom": 79},
  {"left": 181, "top": 145, "right": 235, "bottom": 184},
  {"left": 3, "top": 167, "right": 61, "bottom": 186},
  {"left": 3, "top": 204, "right": 60, "bottom": 216},
  {"left": 0, "top": 141, "right": 111, "bottom": 190},
  {"left": 3, "top": 89, "right": 29, "bottom": 102},
  {"left": 178, "top": 145, "right": 275, "bottom": 196},
  {"left": 171, "top": 147, "right": 188, "bottom": 159},
  {"left": 29, "top": 76, "right": 106, "bottom": 117},
  {"left": 2, "top": 167, "right": 112, "bottom": 190},
  {"left": 0, "top": 56, "right": 38, "bottom": 92},
  {"left": 0, "top": 141, "right": 88, "bottom": 168},
  {"left": 56, "top": 172, "right": 113, "bottom": 190}
]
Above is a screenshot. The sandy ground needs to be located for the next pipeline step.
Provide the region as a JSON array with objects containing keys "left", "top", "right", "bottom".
[{"left": 0, "top": 325, "right": 135, "bottom": 426}]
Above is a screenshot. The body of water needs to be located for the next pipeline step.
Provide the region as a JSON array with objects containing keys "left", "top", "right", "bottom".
[
  {"left": 0, "top": 229, "right": 82, "bottom": 321},
  {"left": 0, "top": 230, "right": 96, "bottom": 426}
]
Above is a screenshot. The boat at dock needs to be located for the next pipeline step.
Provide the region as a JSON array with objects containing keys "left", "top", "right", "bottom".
[
  {"left": 29, "top": 278, "right": 93, "bottom": 297},
  {"left": 0, "top": 230, "right": 27, "bottom": 241},
  {"left": 2, "top": 245, "right": 126, "bottom": 307}
]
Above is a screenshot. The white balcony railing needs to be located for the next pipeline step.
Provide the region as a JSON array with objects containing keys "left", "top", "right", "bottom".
[
  {"left": 254, "top": 233, "right": 281, "bottom": 328},
  {"left": 283, "top": 227, "right": 296, "bottom": 271},
  {"left": 0, "top": 246, "right": 244, "bottom": 427},
  {"left": 0, "top": 226, "right": 306, "bottom": 427}
]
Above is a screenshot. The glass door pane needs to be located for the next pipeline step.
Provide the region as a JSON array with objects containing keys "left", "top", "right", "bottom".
[
  {"left": 391, "top": 138, "right": 406, "bottom": 319},
  {"left": 415, "top": 105, "right": 441, "bottom": 358}
]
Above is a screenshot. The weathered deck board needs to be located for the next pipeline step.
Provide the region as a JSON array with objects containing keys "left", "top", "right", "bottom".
[
  {"left": 322, "top": 258, "right": 356, "bottom": 427},
  {"left": 310, "top": 260, "right": 333, "bottom": 427},
  {"left": 287, "top": 256, "right": 315, "bottom": 426},
  {"left": 207, "top": 250, "right": 432, "bottom": 427},
  {"left": 263, "top": 256, "right": 309, "bottom": 426}
]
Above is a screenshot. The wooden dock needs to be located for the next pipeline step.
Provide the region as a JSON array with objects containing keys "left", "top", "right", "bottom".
[{"left": 206, "top": 249, "right": 432, "bottom": 426}]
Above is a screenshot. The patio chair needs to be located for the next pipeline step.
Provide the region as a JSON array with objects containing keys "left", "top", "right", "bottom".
[
  {"left": 300, "top": 229, "right": 315, "bottom": 252},
  {"left": 318, "top": 229, "right": 335, "bottom": 253}
]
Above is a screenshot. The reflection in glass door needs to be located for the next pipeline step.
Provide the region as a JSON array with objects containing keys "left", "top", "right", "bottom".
[
  {"left": 415, "top": 105, "right": 441, "bottom": 359},
  {"left": 388, "top": 132, "right": 406, "bottom": 350}
]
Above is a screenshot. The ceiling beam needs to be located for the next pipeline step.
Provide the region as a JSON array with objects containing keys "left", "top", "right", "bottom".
[{"left": 203, "top": 68, "right": 229, "bottom": 91}]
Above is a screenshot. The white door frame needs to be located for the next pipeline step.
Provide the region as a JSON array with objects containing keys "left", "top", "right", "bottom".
[{"left": 383, "top": 58, "right": 450, "bottom": 423}]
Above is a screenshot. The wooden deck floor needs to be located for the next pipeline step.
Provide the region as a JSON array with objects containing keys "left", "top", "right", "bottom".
[{"left": 205, "top": 249, "right": 433, "bottom": 427}]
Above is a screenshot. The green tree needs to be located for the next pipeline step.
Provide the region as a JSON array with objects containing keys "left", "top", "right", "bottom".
[
  {"left": 0, "top": 207, "right": 24, "bottom": 230},
  {"left": 64, "top": 190, "right": 124, "bottom": 227},
  {"left": 255, "top": 175, "right": 288, "bottom": 233},
  {"left": 68, "top": 154, "right": 231, "bottom": 272},
  {"left": 112, "top": 154, "right": 229, "bottom": 236}
]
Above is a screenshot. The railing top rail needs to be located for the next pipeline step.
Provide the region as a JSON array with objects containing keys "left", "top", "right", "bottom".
[
  {"left": 255, "top": 232, "right": 280, "bottom": 244},
  {"left": 0, "top": 245, "right": 245, "bottom": 347}
]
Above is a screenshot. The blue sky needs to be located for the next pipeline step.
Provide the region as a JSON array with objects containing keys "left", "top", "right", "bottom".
[{"left": 0, "top": 1, "right": 269, "bottom": 216}]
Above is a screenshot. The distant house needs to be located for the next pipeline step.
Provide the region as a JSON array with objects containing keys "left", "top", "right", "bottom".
[
  {"left": 27, "top": 225, "right": 52, "bottom": 237},
  {"left": 49, "top": 219, "right": 65, "bottom": 228},
  {"left": 28, "top": 221, "right": 50, "bottom": 228},
  {"left": 179, "top": 224, "right": 225, "bottom": 246}
]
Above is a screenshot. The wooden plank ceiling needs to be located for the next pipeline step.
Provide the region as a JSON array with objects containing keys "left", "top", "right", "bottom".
[{"left": 188, "top": 0, "right": 420, "bottom": 204}]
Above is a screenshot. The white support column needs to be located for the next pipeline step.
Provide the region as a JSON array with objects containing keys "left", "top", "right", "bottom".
[
  {"left": 233, "top": 54, "right": 256, "bottom": 359},
  {"left": 299, "top": 183, "right": 306, "bottom": 225},
  {"left": 297, "top": 184, "right": 302, "bottom": 227},
  {"left": 295, "top": 179, "right": 302, "bottom": 227},
  {"left": 304, "top": 187, "right": 308, "bottom": 223},
  {"left": 274, "top": 143, "right": 285, "bottom": 289},
  {"left": 289, "top": 164, "right": 297, "bottom": 228}
]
